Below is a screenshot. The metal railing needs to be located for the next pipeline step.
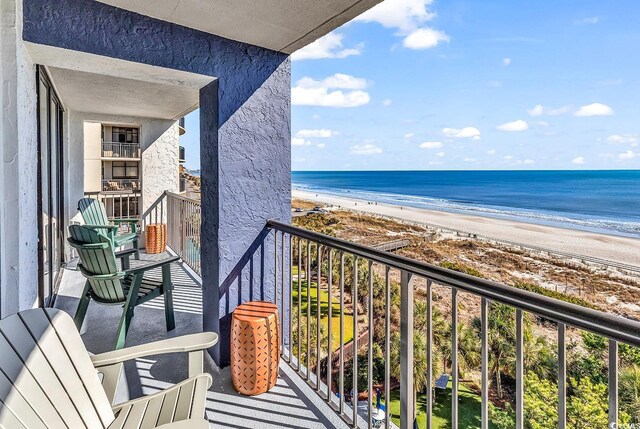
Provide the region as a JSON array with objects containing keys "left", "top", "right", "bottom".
[
  {"left": 166, "top": 192, "right": 201, "bottom": 276},
  {"left": 102, "top": 179, "right": 140, "bottom": 192},
  {"left": 266, "top": 219, "right": 640, "bottom": 429},
  {"left": 84, "top": 191, "right": 141, "bottom": 219},
  {"left": 101, "top": 141, "right": 141, "bottom": 158}
]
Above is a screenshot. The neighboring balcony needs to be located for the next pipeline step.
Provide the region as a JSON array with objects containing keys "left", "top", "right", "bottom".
[
  {"left": 102, "top": 178, "right": 140, "bottom": 192},
  {"left": 83, "top": 190, "right": 140, "bottom": 219},
  {"left": 101, "top": 141, "right": 141, "bottom": 159},
  {"left": 179, "top": 145, "right": 186, "bottom": 163},
  {"left": 179, "top": 117, "right": 186, "bottom": 135}
]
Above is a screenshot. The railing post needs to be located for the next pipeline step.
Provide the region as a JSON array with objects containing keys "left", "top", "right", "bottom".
[
  {"left": 400, "top": 270, "right": 414, "bottom": 429},
  {"left": 609, "top": 339, "right": 618, "bottom": 426},
  {"left": 426, "top": 280, "right": 433, "bottom": 429},
  {"left": 481, "top": 298, "right": 489, "bottom": 429},
  {"left": 515, "top": 309, "right": 524, "bottom": 429},
  {"left": 558, "top": 323, "right": 566, "bottom": 429}
]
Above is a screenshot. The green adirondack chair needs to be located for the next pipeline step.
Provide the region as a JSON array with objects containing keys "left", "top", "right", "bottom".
[
  {"left": 78, "top": 197, "right": 140, "bottom": 259},
  {"left": 68, "top": 224, "right": 177, "bottom": 349}
]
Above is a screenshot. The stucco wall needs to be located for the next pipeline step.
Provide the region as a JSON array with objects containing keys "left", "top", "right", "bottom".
[
  {"left": 0, "top": 0, "right": 38, "bottom": 316},
  {"left": 23, "top": 0, "right": 292, "bottom": 365},
  {"left": 141, "top": 122, "right": 179, "bottom": 219}
]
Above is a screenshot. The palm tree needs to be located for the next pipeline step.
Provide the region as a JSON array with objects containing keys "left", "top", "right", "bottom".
[
  {"left": 440, "top": 322, "right": 481, "bottom": 378},
  {"left": 472, "top": 302, "right": 517, "bottom": 399},
  {"left": 390, "top": 331, "right": 430, "bottom": 421}
]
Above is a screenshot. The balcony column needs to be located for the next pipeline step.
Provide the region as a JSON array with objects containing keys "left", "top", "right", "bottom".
[{"left": 200, "top": 56, "right": 291, "bottom": 366}]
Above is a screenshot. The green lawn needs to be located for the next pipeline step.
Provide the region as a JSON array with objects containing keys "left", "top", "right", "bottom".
[
  {"left": 386, "top": 381, "right": 497, "bottom": 428},
  {"left": 292, "top": 277, "right": 354, "bottom": 351}
]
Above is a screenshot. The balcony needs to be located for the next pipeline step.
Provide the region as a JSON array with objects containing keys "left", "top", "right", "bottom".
[
  {"left": 54, "top": 190, "right": 640, "bottom": 429},
  {"left": 85, "top": 190, "right": 141, "bottom": 219},
  {"left": 102, "top": 178, "right": 140, "bottom": 192},
  {"left": 179, "top": 117, "right": 186, "bottom": 136},
  {"left": 102, "top": 141, "right": 141, "bottom": 159},
  {"left": 179, "top": 145, "right": 186, "bottom": 163}
]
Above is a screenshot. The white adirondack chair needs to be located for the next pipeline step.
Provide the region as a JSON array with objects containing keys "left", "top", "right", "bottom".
[{"left": 0, "top": 308, "right": 217, "bottom": 429}]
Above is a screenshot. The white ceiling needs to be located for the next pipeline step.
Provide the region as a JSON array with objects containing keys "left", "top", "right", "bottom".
[
  {"left": 96, "top": 0, "right": 382, "bottom": 53},
  {"left": 47, "top": 67, "right": 200, "bottom": 120}
]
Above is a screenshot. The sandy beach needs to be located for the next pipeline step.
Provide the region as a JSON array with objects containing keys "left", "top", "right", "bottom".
[{"left": 293, "top": 190, "right": 640, "bottom": 267}]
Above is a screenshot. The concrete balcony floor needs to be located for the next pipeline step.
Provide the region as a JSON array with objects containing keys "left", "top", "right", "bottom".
[{"left": 55, "top": 251, "right": 351, "bottom": 429}]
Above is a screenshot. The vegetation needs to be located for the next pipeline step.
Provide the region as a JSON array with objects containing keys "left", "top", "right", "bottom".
[
  {"left": 290, "top": 206, "right": 640, "bottom": 427},
  {"left": 292, "top": 279, "right": 354, "bottom": 352}
]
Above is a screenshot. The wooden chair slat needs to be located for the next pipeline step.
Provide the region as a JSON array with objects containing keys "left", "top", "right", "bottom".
[{"left": 16, "top": 311, "right": 108, "bottom": 428}]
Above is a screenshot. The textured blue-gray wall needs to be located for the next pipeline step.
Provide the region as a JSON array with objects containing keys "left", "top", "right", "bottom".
[{"left": 23, "top": 0, "right": 291, "bottom": 365}]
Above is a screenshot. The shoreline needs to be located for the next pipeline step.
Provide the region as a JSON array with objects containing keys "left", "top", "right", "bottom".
[{"left": 293, "top": 189, "right": 640, "bottom": 267}]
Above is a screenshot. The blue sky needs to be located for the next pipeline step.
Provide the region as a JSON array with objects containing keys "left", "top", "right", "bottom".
[{"left": 181, "top": 0, "right": 640, "bottom": 171}]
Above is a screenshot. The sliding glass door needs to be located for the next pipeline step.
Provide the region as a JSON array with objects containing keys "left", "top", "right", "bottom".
[{"left": 37, "top": 67, "right": 64, "bottom": 307}]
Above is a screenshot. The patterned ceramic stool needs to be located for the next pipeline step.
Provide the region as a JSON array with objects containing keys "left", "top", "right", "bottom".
[
  {"left": 231, "top": 301, "right": 280, "bottom": 395},
  {"left": 145, "top": 223, "right": 167, "bottom": 254}
]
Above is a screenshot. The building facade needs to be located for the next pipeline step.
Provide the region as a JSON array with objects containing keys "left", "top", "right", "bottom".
[{"left": 0, "top": 0, "right": 377, "bottom": 363}]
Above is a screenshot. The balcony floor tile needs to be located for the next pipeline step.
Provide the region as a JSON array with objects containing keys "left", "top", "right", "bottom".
[{"left": 55, "top": 251, "right": 351, "bottom": 428}]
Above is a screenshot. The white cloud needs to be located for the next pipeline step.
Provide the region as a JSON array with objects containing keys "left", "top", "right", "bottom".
[
  {"left": 486, "top": 149, "right": 496, "bottom": 155},
  {"left": 618, "top": 150, "right": 636, "bottom": 160},
  {"left": 503, "top": 155, "right": 514, "bottom": 161},
  {"left": 503, "top": 58, "right": 511, "bottom": 66},
  {"left": 487, "top": 80, "right": 502, "bottom": 88},
  {"left": 291, "top": 138, "right": 311, "bottom": 146},
  {"left": 316, "top": 143, "right": 326, "bottom": 149},
  {"left": 403, "top": 28, "right": 449, "bottom": 49},
  {"left": 442, "top": 127, "right": 481, "bottom": 140},
  {"left": 292, "top": 32, "right": 362, "bottom": 61},
  {"left": 382, "top": 99, "right": 393, "bottom": 106},
  {"left": 292, "top": 73, "right": 370, "bottom": 107},
  {"left": 608, "top": 134, "right": 640, "bottom": 147},
  {"left": 575, "top": 17, "right": 599, "bottom": 25},
  {"left": 354, "top": 0, "right": 436, "bottom": 33},
  {"left": 351, "top": 144, "right": 382, "bottom": 155},
  {"left": 296, "top": 74, "right": 367, "bottom": 90},
  {"left": 419, "top": 141, "right": 443, "bottom": 149},
  {"left": 463, "top": 157, "right": 477, "bottom": 162},
  {"left": 295, "top": 129, "right": 338, "bottom": 138},
  {"left": 574, "top": 102, "right": 614, "bottom": 117},
  {"left": 354, "top": 0, "right": 448, "bottom": 50},
  {"left": 527, "top": 104, "right": 572, "bottom": 117},
  {"left": 436, "top": 151, "right": 445, "bottom": 157},
  {"left": 522, "top": 159, "right": 535, "bottom": 165},
  {"left": 404, "top": 132, "right": 415, "bottom": 139},
  {"left": 497, "top": 119, "right": 529, "bottom": 132},
  {"left": 572, "top": 156, "right": 585, "bottom": 165}
]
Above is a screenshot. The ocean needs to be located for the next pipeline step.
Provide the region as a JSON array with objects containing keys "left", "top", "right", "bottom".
[{"left": 292, "top": 170, "right": 640, "bottom": 238}]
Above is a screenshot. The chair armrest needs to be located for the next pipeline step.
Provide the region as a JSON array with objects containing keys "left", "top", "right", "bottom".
[
  {"left": 156, "top": 420, "right": 209, "bottom": 429},
  {"left": 124, "top": 256, "right": 180, "bottom": 275},
  {"left": 91, "top": 332, "right": 218, "bottom": 367},
  {"left": 111, "top": 218, "right": 139, "bottom": 224},
  {"left": 115, "top": 248, "right": 136, "bottom": 270},
  {"left": 82, "top": 224, "right": 119, "bottom": 231},
  {"left": 115, "top": 248, "right": 137, "bottom": 258}
]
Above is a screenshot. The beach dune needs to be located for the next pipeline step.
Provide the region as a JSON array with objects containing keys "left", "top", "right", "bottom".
[{"left": 293, "top": 190, "right": 640, "bottom": 267}]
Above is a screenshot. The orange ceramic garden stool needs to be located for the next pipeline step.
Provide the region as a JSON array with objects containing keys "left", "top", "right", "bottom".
[
  {"left": 145, "top": 223, "right": 167, "bottom": 254},
  {"left": 231, "top": 301, "right": 280, "bottom": 395}
]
